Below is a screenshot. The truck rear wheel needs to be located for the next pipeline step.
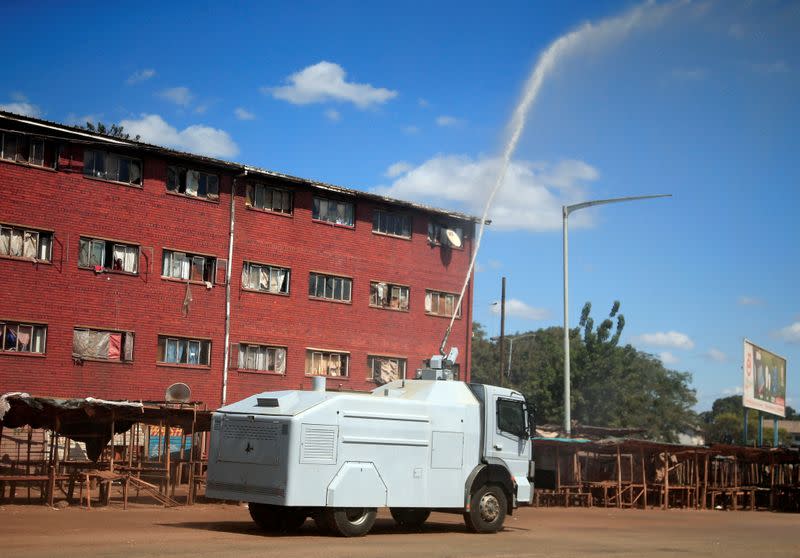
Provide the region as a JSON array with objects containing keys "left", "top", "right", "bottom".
[
  {"left": 463, "top": 484, "right": 507, "bottom": 534},
  {"left": 248, "top": 503, "right": 307, "bottom": 533},
  {"left": 325, "top": 507, "right": 377, "bottom": 537},
  {"left": 390, "top": 508, "right": 431, "bottom": 529}
]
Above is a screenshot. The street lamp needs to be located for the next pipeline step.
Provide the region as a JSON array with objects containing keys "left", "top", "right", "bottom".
[
  {"left": 506, "top": 332, "right": 537, "bottom": 379},
  {"left": 562, "top": 194, "right": 671, "bottom": 435}
]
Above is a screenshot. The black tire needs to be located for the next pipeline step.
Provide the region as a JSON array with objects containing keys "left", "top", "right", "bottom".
[
  {"left": 463, "top": 484, "right": 507, "bottom": 534},
  {"left": 390, "top": 507, "right": 431, "bottom": 529},
  {"left": 325, "top": 507, "right": 377, "bottom": 537},
  {"left": 248, "top": 503, "right": 307, "bottom": 533}
]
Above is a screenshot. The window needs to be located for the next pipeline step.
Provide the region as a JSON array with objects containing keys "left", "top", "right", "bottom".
[
  {"left": 425, "top": 290, "right": 461, "bottom": 317},
  {"left": 241, "top": 262, "right": 290, "bottom": 294},
  {"left": 1, "top": 322, "right": 46, "bottom": 354},
  {"left": 162, "top": 250, "right": 216, "bottom": 282},
  {"left": 72, "top": 328, "right": 134, "bottom": 362},
  {"left": 0, "top": 224, "right": 52, "bottom": 262},
  {"left": 246, "top": 183, "right": 292, "bottom": 214},
  {"left": 0, "top": 132, "right": 54, "bottom": 168},
  {"left": 237, "top": 343, "right": 287, "bottom": 373},
  {"left": 373, "top": 210, "right": 411, "bottom": 238},
  {"left": 370, "top": 282, "right": 409, "bottom": 311},
  {"left": 306, "top": 349, "right": 349, "bottom": 377},
  {"left": 309, "top": 273, "right": 352, "bottom": 302},
  {"left": 158, "top": 336, "right": 211, "bottom": 366},
  {"left": 83, "top": 150, "right": 142, "bottom": 185},
  {"left": 166, "top": 165, "right": 219, "bottom": 200},
  {"left": 78, "top": 237, "right": 138, "bottom": 273},
  {"left": 368, "top": 355, "right": 406, "bottom": 385},
  {"left": 427, "top": 221, "right": 463, "bottom": 248},
  {"left": 312, "top": 196, "right": 354, "bottom": 227},
  {"left": 497, "top": 398, "right": 527, "bottom": 437}
]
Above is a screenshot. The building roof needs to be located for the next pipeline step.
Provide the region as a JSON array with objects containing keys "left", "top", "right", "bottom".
[{"left": 0, "top": 110, "right": 483, "bottom": 224}]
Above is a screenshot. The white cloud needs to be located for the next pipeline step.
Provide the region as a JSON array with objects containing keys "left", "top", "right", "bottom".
[
  {"left": 738, "top": 296, "right": 763, "bottom": 306},
  {"left": 0, "top": 95, "right": 41, "bottom": 117},
  {"left": 490, "top": 298, "right": 551, "bottom": 321},
  {"left": 234, "top": 107, "right": 255, "bottom": 121},
  {"left": 66, "top": 113, "right": 101, "bottom": 126},
  {"left": 384, "top": 161, "right": 413, "bottom": 178},
  {"left": 264, "top": 61, "right": 397, "bottom": 109},
  {"left": 436, "top": 115, "right": 463, "bottom": 127},
  {"left": 374, "top": 155, "right": 599, "bottom": 231},
  {"left": 119, "top": 114, "right": 239, "bottom": 158},
  {"left": 325, "top": 108, "right": 341, "bottom": 122},
  {"left": 418, "top": 98, "right": 430, "bottom": 108},
  {"left": 774, "top": 322, "right": 800, "bottom": 344},
  {"left": 488, "top": 259, "right": 502, "bottom": 269},
  {"left": 659, "top": 351, "right": 679, "bottom": 365},
  {"left": 722, "top": 386, "right": 744, "bottom": 396},
  {"left": 402, "top": 125, "right": 420, "bottom": 135},
  {"left": 706, "top": 348, "right": 727, "bottom": 362},
  {"left": 633, "top": 331, "right": 695, "bottom": 350},
  {"left": 158, "top": 86, "right": 193, "bottom": 107},
  {"left": 126, "top": 69, "right": 156, "bottom": 85}
]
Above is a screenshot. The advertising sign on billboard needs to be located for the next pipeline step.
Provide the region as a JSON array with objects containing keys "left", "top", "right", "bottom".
[{"left": 743, "top": 339, "right": 787, "bottom": 417}]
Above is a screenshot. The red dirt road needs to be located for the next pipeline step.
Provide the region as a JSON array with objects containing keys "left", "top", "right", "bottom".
[{"left": 1, "top": 503, "right": 798, "bottom": 557}]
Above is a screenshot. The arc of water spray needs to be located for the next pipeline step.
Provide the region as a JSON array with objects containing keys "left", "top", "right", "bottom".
[{"left": 438, "top": 1, "right": 678, "bottom": 355}]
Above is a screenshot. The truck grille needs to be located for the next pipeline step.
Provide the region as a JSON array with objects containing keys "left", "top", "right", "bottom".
[{"left": 224, "top": 421, "right": 281, "bottom": 441}]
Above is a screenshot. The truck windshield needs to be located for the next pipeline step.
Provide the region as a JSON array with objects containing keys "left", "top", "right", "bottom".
[{"left": 497, "top": 398, "right": 526, "bottom": 437}]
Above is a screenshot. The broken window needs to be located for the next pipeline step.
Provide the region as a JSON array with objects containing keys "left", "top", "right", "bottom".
[
  {"left": 157, "top": 335, "right": 210, "bottom": 366},
  {"left": 166, "top": 165, "right": 220, "bottom": 200},
  {"left": 78, "top": 237, "right": 138, "bottom": 273},
  {"left": 372, "top": 210, "right": 411, "bottom": 238},
  {"left": 241, "top": 262, "right": 290, "bottom": 294},
  {"left": 370, "top": 282, "right": 410, "bottom": 311},
  {"left": 83, "top": 150, "right": 142, "bottom": 185},
  {"left": 236, "top": 343, "right": 287, "bottom": 373},
  {"left": 312, "top": 196, "right": 354, "bottom": 227},
  {"left": 427, "top": 221, "right": 464, "bottom": 248},
  {"left": 0, "top": 224, "right": 52, "bottom": 262},
  {"left": 308, "top": 272, "right": 352, "bottom": 302},
  {"left": 367, "top": 355, "right": 406, "bottom": 385},
  {"left": 1, "top": 321, "right": 47, "bottom": 354},
  {"left": 0, "top": 132, "right": 55, "bottom": 168},
  {"left": 246, "top": 183, "right": 292, "bottom": 214},
  {"left": 425, "top": 290, "right": 462, "bottom": 318},
  {"left": 72, "top": 328, "right": 134, "bottom": 362},
  {"left": 306, "top": 349, "right": 349, "bottom": 377},
  {"left": 162, "top": 249, "right": 216, "bottom": 282}
]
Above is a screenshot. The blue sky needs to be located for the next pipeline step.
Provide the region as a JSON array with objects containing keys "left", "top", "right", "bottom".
[{"left": 3, "top": 1, "right": 798, "bottom": 412}]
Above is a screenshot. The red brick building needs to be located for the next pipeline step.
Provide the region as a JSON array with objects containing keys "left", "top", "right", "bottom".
[{"left": 0, "top": 111, "right": 476, "bottom": 408}]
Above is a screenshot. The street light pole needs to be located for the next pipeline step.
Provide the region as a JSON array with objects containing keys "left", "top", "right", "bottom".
[{"left": 562, "top": 194, "right": 671, "bottom": 435}]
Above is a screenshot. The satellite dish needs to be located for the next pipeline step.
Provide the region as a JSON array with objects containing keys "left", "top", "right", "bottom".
[
  {"left": 165, "top": 382, "right": 191, "bottom": 403},
  {"left": 444, "top": 228, "right": 462, "bottom": 248}
]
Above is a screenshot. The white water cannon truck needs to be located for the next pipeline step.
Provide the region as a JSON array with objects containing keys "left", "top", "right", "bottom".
[{"left": 206, "top": 353, "right": 534, "bottom": 536}]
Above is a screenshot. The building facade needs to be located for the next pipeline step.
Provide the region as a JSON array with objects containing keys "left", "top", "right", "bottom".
[{"left": 0, "top": 111, "right": 476, "bottom": 408}]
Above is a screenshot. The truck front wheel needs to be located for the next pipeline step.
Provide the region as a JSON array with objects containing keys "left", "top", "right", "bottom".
[
  {"left": 390, "top": 508, "right": 431, "bottom": 529},
  {"left": 325, "top": 507, "right": 377, "bottom": 537},
  {"left": 248, "top": 503, "right": 306, "bottom": 533},
  {"left": 463, "top": 484, "right": 507, "bottom": 534}
]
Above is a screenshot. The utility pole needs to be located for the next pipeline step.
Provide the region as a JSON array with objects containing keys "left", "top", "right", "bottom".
[{"left": 498, "top": 277, "right": 506, "bottom": 387}]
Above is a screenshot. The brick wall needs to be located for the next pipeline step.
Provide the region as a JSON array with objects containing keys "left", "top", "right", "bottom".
[{"left": 0, "top": 124, "right": 473, "bottom": 409}]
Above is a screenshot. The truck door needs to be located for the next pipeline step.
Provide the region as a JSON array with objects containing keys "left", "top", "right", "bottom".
[{"left": 486, "top": 392, "right": 533, "bottom": 504}]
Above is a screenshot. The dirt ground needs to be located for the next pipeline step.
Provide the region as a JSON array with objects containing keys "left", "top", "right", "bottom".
[{"left": 1, "top": 502, "right": 798, "bottom": 558}]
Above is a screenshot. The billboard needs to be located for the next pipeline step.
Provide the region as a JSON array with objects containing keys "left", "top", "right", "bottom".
[{"left": 743, "top": 339, "right": 787, "bottom": 417}]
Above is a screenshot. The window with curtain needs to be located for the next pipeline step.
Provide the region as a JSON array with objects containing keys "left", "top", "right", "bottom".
[
  {"left": 83, "top": 150, "right": 142, "bottom": 185},
  {"left": 424, "top": 290, "right": 462, "bottom": 318},
  {"left": 162, "top": 249, "right": 216, "bottom": 282},
  {"left": 0, "top": 224, "right": 52, "bottom": 262},
  {"left": 72, "top": 328, "right": 133, "bottom": 361},
  {"left": 312, "top": 196, "right": 354, "bottom": 227},
  {"left": 367, "top": 355, "right": 406, "bottom": 385},
  {"left": 166, "top": 165, "right": 220, "bottom": 200},
  {"left": 1, "top": 132, "right": 54, "bottom": 168},
  {"left": 305, "top": 350, "right": 349, "bottom": 377},
  {"left": 1, "top": 322, "right": 47, "bottom": 354},
  {"left": 246, "top": 183, "right": 293, "bottom": 214},
  {"left": 78, "top": 237, "right": 138, "bottom": 273},
  {"left": 370, "top": 282, "right": 409, "bottom": 311},
  {"left": 241, "top": 262, "right": 290, "bottom": 294},
  {"left": 237, "top": 343, "right": 287, "bottom": 373},
  {"left": 158, "top": 335, "right": 210, "bottom": 366}
]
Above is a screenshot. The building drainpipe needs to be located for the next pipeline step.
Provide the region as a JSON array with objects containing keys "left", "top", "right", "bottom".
[{"left": 221, "top": 169, "right": 247, "bottom": 406}]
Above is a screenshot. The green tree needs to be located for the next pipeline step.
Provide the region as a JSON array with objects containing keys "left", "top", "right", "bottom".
[
  {"left": 79, "top": 121, "right": 140, "bottom": 141},
  {"left": 702, "top": 395, "right": 792, "bottom": 446}
]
